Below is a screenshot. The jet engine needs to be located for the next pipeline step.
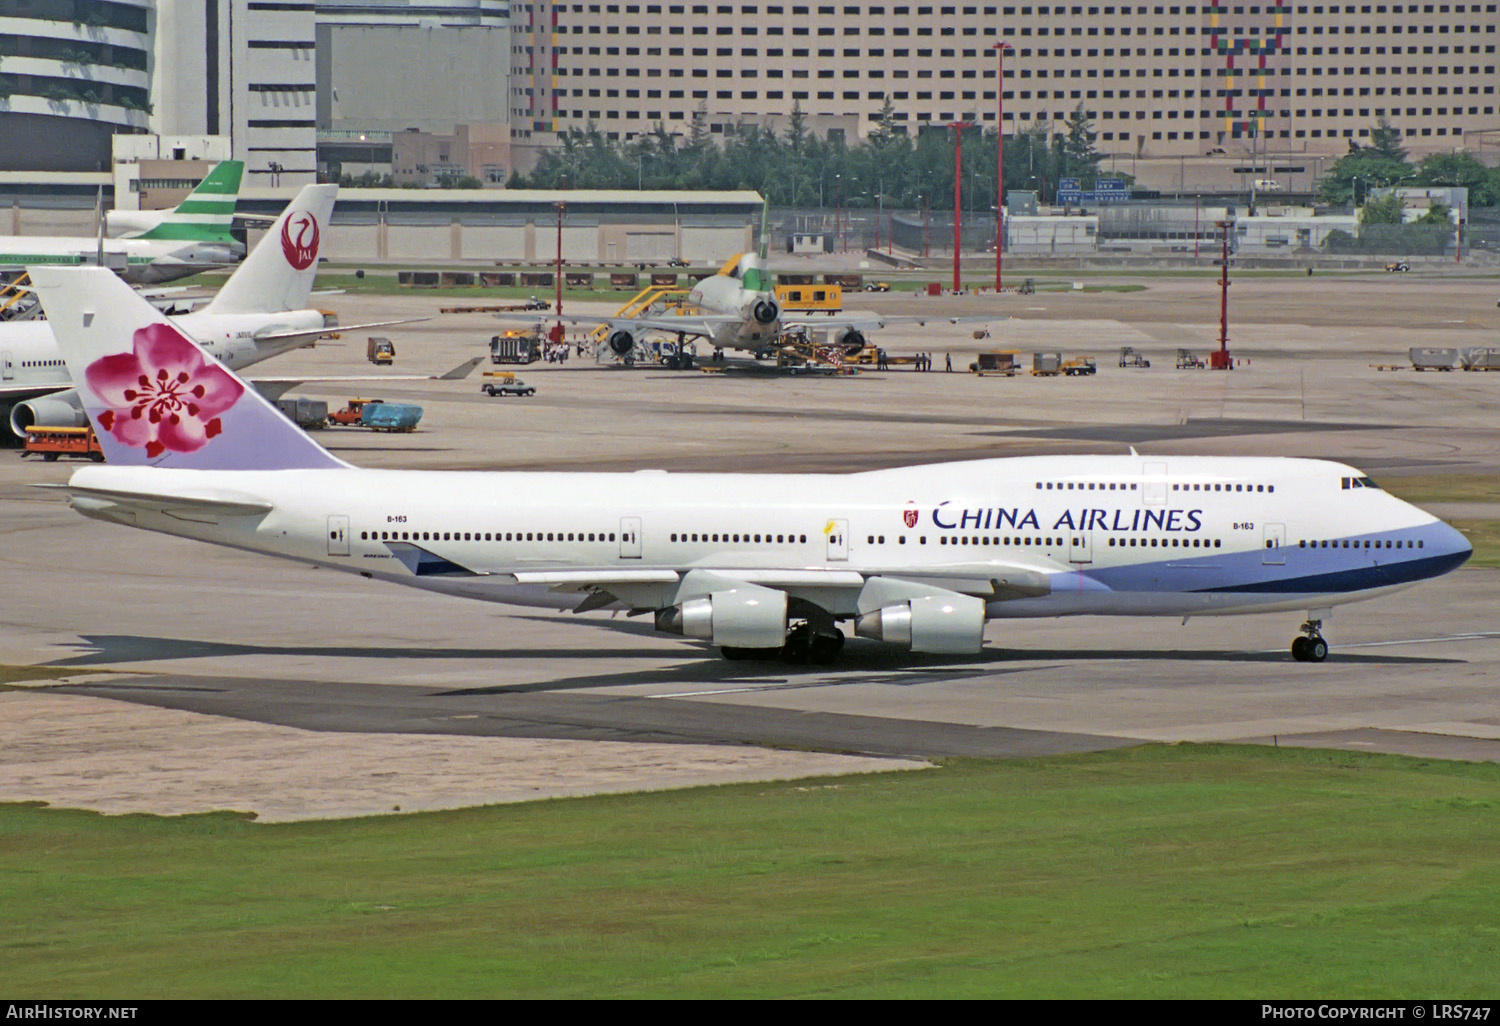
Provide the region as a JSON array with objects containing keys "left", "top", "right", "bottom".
[
  {"left": 10, "top": 393, "right": 86, "bottom": 438},
  {"left": 607, "top": 329, "right": 636, "bottom": 357},
  {"left": 854, "top": 594, "right": 986, "bottom": 654},
  {"left": 835, "top": 328, "right": 868, "bottom": 357},
  {"left": 655, "top": 584, "right": 788, "bottom": 649},
  {"left": 745, "top": 297, "right": 780, "bottom": 326}
]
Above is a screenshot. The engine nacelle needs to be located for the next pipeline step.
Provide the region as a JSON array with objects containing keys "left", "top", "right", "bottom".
[
  {"left": 608, "top": 329, "right": 636, "bottom": 357},
  {"left": 10, "top": 394, "right": 86, "bottom": 438},
  {"left": 836, "top": 328, "right": 868, "bottom": 356},
  {"left": 745, "top": 297, "right": 780, "bottom": 326},
  {"left": 656, "top": 586, "right": 788, "bottom": 648},
  {"left": 854, "top": 594, "right": 986, "bottom": 654}
]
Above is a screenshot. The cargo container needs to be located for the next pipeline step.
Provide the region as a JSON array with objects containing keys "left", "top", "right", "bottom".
[
  {"left": 1461, "top": 347, "right": 1500, "bottom": 371},
  {"left": 1031, "top": 352, "right": 1062, "bottom": 376},
  {"left": 274, "top": 397, "right": 329, "bottom": 429},
  {"left": 1410, "top": 347, "right": 1459, "bottom": 371},
  {"left": 970, "top": 351, "right": 1019, "bottom": 376},
  {"left": 361, "top": 402, "right": 423, "bottom": 432}
]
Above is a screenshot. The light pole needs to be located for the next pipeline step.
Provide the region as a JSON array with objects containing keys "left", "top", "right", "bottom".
[
  {"left": 993, "top": 41, "right": 1013, "bottom": 292},
  {"left": 1212, "top": 218, "right": 1234, "bottom": 371},
  {"left": 552, "top": 201, "right": 565, "bottom": 344},
  {"left": 949, "top": 121, "right": 974, "bottom": 292},
  {"left": 835, "top": 173, "right": 844, "bottom": 252}
]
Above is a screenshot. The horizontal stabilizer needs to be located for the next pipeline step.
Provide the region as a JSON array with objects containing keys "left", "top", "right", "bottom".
[
  {"left": 40, "top": 482, "right": 274, "bottom": 518},
  {"left": 251, "top": 316, "right": 430, "bottom": 343},
  {"left": 249, "top": 356, "right": 484, "bottom": 401}
]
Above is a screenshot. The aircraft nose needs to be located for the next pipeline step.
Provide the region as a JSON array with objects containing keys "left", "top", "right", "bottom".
[{"left": 1438, "top": 520, "right": 1474, "bottom": 564}]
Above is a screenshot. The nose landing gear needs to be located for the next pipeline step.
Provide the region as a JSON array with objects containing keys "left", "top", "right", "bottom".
[{"left": 1291, "top": 619, "right": 1329, "bottom": 662}]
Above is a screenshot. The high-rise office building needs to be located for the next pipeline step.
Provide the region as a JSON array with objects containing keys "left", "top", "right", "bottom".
[{"left": 511, "top": 1, "right": 1499, "bottom": 160}]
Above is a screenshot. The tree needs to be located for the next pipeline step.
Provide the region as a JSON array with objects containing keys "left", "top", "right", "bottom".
[
  {"left": 1059, "top": 103, "right": 1102, "bottom": 187},
  {"left": 1416, "top": 200, "right": 1453, "bottom": 226},
  {"left": 1315, "top": 150, "right": 1411, "bottom": 205},
  {"left": 1368, "top": 117, "right": 1408, "bottom": 163},
  {"left": 1415, "top": 152, "right": 1497, "bottom": 207},
  {"left": 1359, "top": 191, "right": 1405, "bottom": 226}
]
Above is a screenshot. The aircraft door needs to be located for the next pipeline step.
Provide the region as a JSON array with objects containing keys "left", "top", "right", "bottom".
[
  {"left": 826, "top": 519, "right": 849, "bottom": 562},
  {"left": 327, "top": 515, "right": 350, "bottom": 557},
  {"left": 620, "top": 516, "right": 642, "bottom": 559},
  {"left": 1143, "top": 462, "right": 1167, "bottom": 506},
  {"left": 1069, "top": 529, "right": 1093, "bottom": 564},
  {"left": 1263, "top": 522, "right": 1286, "bottom": 565},
  {"left": 2, "top": 352, "right": 12, "bottom": 380}
]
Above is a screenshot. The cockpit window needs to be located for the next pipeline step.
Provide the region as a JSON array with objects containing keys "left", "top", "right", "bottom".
[{"left": 1341, "top": 476, "right": 1383, "bottom": 490}]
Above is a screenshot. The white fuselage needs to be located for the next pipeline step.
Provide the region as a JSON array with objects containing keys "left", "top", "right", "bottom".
[
  {"left": 687, "top": 275, "right": 782, "bottom": 350},
  {"left": 0, "top": 236, "right": 238, "bottom": 285},
  {"left": 1, "top": 308, "right": 325, "bottom": 401},
  {"left": 65, "top": 455, "right": 1472, "bottom": 625}
]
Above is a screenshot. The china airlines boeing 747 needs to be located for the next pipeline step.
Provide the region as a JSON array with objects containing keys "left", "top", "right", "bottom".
[{"left": 30, "top": 265, "right": 1471, "bottom": 664}]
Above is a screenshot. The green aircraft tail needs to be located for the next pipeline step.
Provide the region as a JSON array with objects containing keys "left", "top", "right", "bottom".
[{"left": 134, "top": 160, "right": 244, "bottom": 244}]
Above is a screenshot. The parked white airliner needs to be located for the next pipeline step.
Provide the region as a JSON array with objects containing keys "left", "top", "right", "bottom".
[
  {"left": 2, "top": 183, "right": 419, "bottom": 437},
  {"left": 31, "top": 265, "right": 1471, "bottom": 664},
  {"left": 512, "top": 253, "right": 974, "bottom": 364}
]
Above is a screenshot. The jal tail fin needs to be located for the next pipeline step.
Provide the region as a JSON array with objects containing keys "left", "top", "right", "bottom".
[
  {"left": 203, "top": 183, "right": 336, "bottom": 315},
  {"left": 133, "top": 160, "right": 245, "bottom": 246},
  {"left": 28, "top": 266, "right": 349, "bottom": 471}
]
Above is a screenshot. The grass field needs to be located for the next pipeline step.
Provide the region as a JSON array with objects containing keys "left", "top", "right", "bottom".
[{"left": 4, "top": 744, "right": 1498, "bottom": 998}]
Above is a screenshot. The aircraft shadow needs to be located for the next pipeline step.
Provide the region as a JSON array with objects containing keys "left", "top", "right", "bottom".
[
  {"left": 437, "top": 643, "right": 1459, "bottom": 697},
  {"left": 42, "top": 634, "right": 663, "bottom": 668},
  {"left": 40, "top": 633, "right": 1459, "bottom": 692}
]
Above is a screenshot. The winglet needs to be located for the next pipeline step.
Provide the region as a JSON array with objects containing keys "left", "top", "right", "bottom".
[{"left": 28, "top": 266, "right": 350, "bottom": 471}]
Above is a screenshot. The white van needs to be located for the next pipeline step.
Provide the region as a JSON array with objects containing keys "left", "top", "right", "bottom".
[{"left": 1255, "top": 179, "right": 1284, "bottom": 191}]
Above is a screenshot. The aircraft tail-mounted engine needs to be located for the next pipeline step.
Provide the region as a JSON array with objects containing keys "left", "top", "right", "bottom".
[
  {"left": 854, "top": 593, "right": 986, "bottom": 654},
  {"left": 655, "top": 583, "right": 789, "bottom": 649},
  {"left": 835, "top": 328, "right": 868, "bottom": 356},
  {"left": 747, "top": 297, "right": 780, "bottom": 326},
  {"left": 10, "top": 391, "right": 86, "bottom": 438},
  {"left": 607, "top": 329, "right": 636, "bottom": 357}
]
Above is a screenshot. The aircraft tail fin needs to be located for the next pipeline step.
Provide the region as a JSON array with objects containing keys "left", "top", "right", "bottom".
[
  {"left": 716, "top": 252, "right": 768, "bottom": 291},
  {"left": 28, "top": 266, "right": 349, "bottom": 471},
  {"left": 203, "top": 183, "right": 336, "bottom": 315},
  {"left": 132, "top": 160, "right": 245, "bottom": 245}
]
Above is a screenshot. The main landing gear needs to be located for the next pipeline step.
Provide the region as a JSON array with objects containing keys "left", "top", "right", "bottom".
[
  {"left": 721, "top": 624, "right": 845, "bottom": 665},
  {"left": 1290, "top": 619, "right": 1329, "bottom": 662}
]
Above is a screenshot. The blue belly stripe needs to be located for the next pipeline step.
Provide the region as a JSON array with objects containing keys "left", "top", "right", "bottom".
[
  {"left": 1080, "top": 521, "right": 1469, "bottom": 595},
  {"left": 1193, "top": 550, "right": 1471, "bottom": 594}
]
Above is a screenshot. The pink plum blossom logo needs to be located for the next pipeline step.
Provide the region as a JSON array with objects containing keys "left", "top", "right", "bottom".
[
  {"left": 84, "top": 323, "right": 245, "bottom": 459},
  {"left": 280, "top": 212, "right": 319, "bottom": 270}
]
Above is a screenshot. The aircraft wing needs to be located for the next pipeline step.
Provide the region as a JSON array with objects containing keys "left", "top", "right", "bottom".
[
  {"left": 784, "top": 313, "right": 992, "bottom": 332},
  {"left": 0, "top": 380, "right": 71, "bottom": 404},
  {"left": 249, "top": 356, "right": 484, "bottom": 401},
  {"left": 252, "top": 316, "right": 431, "bottom": 344},
  {"left": 494, "top": 311, "right": 742, "bottom": 338}
]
